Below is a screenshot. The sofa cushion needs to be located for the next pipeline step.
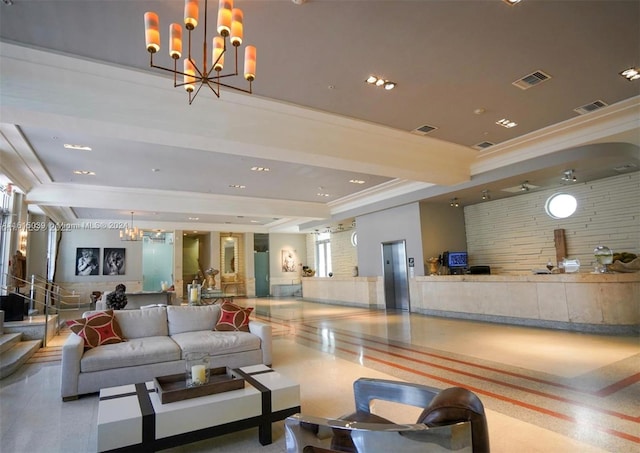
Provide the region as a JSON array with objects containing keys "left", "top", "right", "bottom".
[
  {"left": 167, "top": 305, "right": 220, "bottom": 335},
  {"left": 67, "top": 310, "right": 124, "bottom": 349},
  {"left": 214, "top": 302, "right": 253, "bottom": 332},
  {"left": 114, "top": 307, "right": 168, "bottom": 339},
  {"left": 170, "top": 330, "right": 261, "bottom": 358},
  {"left": 80, "top": 336, "right": 181, "bottom": 373}
]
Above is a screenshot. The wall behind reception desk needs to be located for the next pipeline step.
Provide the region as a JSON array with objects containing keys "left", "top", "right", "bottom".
[{"left": 465, "top": 173, "right": 640, "bottom": 274}]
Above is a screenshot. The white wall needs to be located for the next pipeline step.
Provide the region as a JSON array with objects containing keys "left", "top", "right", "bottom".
[
  {"left": 465, "top": 173, "right": 640, "bottom": 274},
  {"left": 356, "top": 202, "right": 425, "bottom": 277}
]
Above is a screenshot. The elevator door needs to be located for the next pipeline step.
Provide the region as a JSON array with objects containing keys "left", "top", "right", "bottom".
[{"left": 382, "top": 240, "right": 410, "bottom": 311}]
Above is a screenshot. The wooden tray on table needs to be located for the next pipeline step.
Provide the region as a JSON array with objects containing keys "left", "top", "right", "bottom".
[{"left": 154, "top": 366, "right": 245, "bottom": 404}]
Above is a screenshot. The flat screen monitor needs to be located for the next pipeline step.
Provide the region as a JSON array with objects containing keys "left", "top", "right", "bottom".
[{"left": 447, "top": 252, "right": 468, "bottom": 269}]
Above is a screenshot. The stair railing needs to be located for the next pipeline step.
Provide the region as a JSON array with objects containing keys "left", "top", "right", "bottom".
[{"left": 1, "top": 273, "right": 90, "bottom": 346}]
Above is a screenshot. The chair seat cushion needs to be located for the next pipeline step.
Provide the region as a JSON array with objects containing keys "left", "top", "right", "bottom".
[{"left": 80, "top": 336, "right": 181, "bottom": 372}]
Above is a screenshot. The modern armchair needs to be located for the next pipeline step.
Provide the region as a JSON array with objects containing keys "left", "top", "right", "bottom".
[{"left": 285, "top": 378, "right": 489, "bottom": 453}]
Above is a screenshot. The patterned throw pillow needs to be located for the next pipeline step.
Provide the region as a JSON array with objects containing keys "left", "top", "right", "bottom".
[
  {"left": 214, "top": 302, "right": 253, "bottom": 332},
  {"left": 66, "top": 310, "right": 125, "bottom": 349}
]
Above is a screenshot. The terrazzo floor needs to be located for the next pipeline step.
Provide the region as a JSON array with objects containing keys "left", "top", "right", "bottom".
[{"left": 1, "top": 298, "right": 638, "bottom": 452}]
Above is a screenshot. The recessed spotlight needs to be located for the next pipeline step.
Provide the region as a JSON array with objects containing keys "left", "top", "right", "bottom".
[
  {"left": 64, "top": 144, "right": 92, "bottom": 151},
  {"left": 229, "top": 184, "right": 246, "bottom": 189},
  {"left": 620, "top": 67, "right": 640, "bottom": 81},
  {"left": 349, "top": 179, "right": 365, "bottom": 184},
  {"left": 188, "top": 217, "right": 199, "bottom": 220},
  {"left": 366, "top": 75, "right": 396, "bottom": 90},
  {"left": 251, "top": 166, "right": 270, "bottom": 172},
  {"left": 317, "top": 193, "right": 330, "bottom": 197},
  {"left": 502, "top": 0, "right": 522, "bottom": 5},
  {"left": 496, "top": 118, "right": 518, "bottom": 128},
  {"left": 73, "top": 170, "right": 95, "bottom": 175}
]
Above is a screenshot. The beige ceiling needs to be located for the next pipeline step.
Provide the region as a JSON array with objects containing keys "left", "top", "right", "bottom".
[{"left": 1, "top": 0, "right": 639, "bottom": 233}]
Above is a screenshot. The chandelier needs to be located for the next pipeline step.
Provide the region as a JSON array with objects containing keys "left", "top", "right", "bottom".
[
  {"left": 120, "top": 212, "right": 143, "bottom": 241},
  {"left": 144, "top": 0, "right": 256, "bottom": 104}
]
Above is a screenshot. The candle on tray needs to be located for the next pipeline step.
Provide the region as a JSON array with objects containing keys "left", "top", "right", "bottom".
[
  {"left": 191, "top": 364, "right": 206, "bottom": 385},
  {"left": 190, "top": 287, "right": 198, "bottom": 302}
]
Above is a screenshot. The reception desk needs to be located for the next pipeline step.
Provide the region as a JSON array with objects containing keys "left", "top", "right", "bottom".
[
  {"left": 302, "top": 274, "right": 639, "bottom": 334},
  {"left": 411, "top": 273, "right": 639, "bottom": 334}
]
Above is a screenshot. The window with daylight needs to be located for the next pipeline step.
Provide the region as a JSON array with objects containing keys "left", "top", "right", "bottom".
[{"left": 315, "top": 233, "right": 332, "bottom": 277}]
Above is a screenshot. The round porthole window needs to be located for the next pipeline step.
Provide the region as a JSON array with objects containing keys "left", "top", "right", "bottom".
[{"left": 545, "top": 193, "right": 577, "bottom": 219}]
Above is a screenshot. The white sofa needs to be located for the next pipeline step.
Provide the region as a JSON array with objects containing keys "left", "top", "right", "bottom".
[{"left": 61, "top": 305, "right": 271, "bottom": 401}]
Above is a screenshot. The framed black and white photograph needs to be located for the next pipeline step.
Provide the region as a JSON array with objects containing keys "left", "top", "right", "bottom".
[
  {"left": 103, "top": 248, "right": 126, "bottom": 275},
  {"left": 282, "top": 249, "right": 296, "bottom": 272},
  {"left": 75, "top": 247, "right": 100, "bottom": 276}
]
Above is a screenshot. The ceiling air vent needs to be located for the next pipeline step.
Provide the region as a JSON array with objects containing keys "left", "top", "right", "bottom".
[
  {"left": 472, "top": 141, "right": 495, "bottom": 150},
  {"left": 412, "top": 124, "right": 438, "bottom": 135},
  {"left": 574, "top": 100, "right": 608, "bottom": 115},
  {"left": 613, "top": 163, "right": 637, "bottom": 172},
  {"left": 512, "top": 70, "right": 551, "bottom": 90}
]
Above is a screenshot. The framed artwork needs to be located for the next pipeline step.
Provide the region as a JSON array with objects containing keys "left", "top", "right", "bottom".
[
  {"left": 103, "top": 248, "right": 126, "bottom": 275},
  {"left": 282, "top": 249, "right": 296, "bottom": 272},
  {"left": 75, "top": 247, "right": 100, "bottom": 276}
]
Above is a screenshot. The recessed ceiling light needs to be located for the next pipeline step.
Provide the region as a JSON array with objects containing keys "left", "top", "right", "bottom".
[
  {"left": 317, "top": 193, "right": 330, "bottom": 197},
  {"left": 366, "top": 75, "right": 396, "bottom": 90},
  {"left": 349, "top": 179, "right": 365, "bottom": 184},
  {"left": 250, "top": 220, "right": 259, "bottom": 223},
  {"left": 229, "top": 184, "right": 246, "bottom": 189},
  {"left": 502, "top": 0, "right": 522, "bottom": 5},
  {"left": 188, "top": 217, "right": 199, "bottom": 220},
  {"left": 73, "top": 170, "right": 95, "bottom": 175},
  {"left": 620, "top": 67, "right": 640, "bottom": 81},
  {"left": 496, "top": 118, "right": 518, "bottom": 128},
  {"left": 64, "top": 144, "right": 92, "bottom": 151},
  {"left": 251, "top": 166, "right": 270, "bottom": 172}
]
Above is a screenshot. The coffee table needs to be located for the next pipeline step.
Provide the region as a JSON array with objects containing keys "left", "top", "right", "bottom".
[{"left": 97, "top": 364, "right": 300, "bottom": 452}]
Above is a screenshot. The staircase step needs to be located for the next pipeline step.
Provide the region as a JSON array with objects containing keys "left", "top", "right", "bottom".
[
  {"left": 0, "top": 340, "right": 42, "bottom": 379},
  {"left": 0, "top": 333, "right": 23, "bottom": 354}
]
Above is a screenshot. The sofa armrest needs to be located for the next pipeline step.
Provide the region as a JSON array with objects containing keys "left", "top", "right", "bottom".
[
  {"left": 61, "top": 333, "right": 84, "bottom": 400},
  {"left": 248, "top": 320, "right": 272, "bottom": 366}
]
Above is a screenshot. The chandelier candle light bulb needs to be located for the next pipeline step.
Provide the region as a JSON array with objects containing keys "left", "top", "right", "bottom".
[
  {"left": 184, "top": 0, "right": 198, "bottom": 29},
  {"left": 230, "top": 8, "right": 243, "bottom": 45},
  {"left": 217, "top": 0, "right": 233, "bottom": 36},
  {"left": 144, "top": 12, "right": 160, "bottom": 52},
  {"left": 170, "top": 23, "right": 182, "bottom": 58},
  {"left": 213, "top": 36, "right": 225, "bottom": 71},
  {"left": 244, "top": 45, "right": 256, "bottom": 81}
]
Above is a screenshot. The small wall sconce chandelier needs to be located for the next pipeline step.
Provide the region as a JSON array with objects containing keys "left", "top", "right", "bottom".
[
  {"left": 619, "top": 67, "right": 640, "bottom": 81},
  {"left": 520, "top": 181, "right": 530, "bottom": 192},
  {"left": 562, "top": 169, "right": 577, "bottom": 182},
  {"left": 120, "top": 212, "right": 143, "bottom": 241},
  {"left": 481, "top": 190, "right": 491, "bottom": 200},
  {"left": 450, "top": 198, "right": 460, "bottom": 207},
  {"left": 143, "top": 0, "right": 257, "bottom": 104}
]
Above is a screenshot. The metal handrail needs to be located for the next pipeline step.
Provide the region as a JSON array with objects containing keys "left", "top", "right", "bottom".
[{"left": 1, "top": 273, "right": 90, "bottom": 346}]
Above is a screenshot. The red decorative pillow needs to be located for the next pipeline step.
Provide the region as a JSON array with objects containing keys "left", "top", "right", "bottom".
[
  {"left": 66, "top": 310, "right": 125, "bottom": 349},
  {"left": 215, "top": 302, "right": 253, "bottom": 332}
]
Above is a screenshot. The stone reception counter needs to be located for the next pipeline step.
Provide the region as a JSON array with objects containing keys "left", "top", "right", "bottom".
[
  {"left": 411, "top": 273, "right": 639, "bottom": 334},
  {"left": 302, "top": 273, "right": 639, "bottom": 334}
]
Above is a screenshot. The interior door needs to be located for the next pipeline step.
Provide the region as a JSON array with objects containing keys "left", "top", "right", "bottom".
[
  {"left": 382, "top": 240, "right": 410, "bottom": 311},
  {"left": 254, "top": 251, "right": 270, "bottom": 297}
]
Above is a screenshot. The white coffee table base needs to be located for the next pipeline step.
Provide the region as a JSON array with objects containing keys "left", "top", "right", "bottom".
[{"left": 97, "top": 365, "right": 300, "bottom": 452}]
